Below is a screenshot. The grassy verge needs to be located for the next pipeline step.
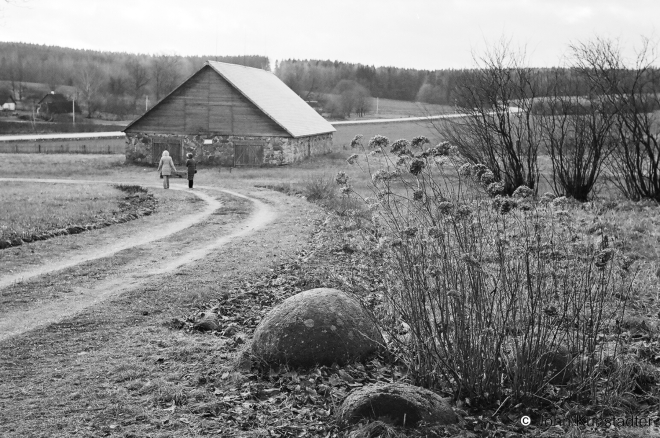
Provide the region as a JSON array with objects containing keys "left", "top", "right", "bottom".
[{"left": 0, "top": 182, "right": 156, "bottom": 247}]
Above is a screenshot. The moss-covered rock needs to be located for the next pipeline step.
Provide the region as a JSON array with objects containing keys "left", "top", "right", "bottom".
[
  {"left": 337, "top": 382, "right": 459, "bottom": 427},
  {"left": 251, "top": 288, "right": 382, "bottom": 367}
]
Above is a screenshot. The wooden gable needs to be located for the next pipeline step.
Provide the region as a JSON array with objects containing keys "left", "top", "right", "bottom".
[{"left": 125, "top": 65, "right": 289, "bottom": 137}]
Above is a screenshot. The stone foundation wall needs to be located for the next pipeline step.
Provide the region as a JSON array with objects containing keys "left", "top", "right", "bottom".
[{"left": 125, "top": 133, "right": 333, "bottom": 166}]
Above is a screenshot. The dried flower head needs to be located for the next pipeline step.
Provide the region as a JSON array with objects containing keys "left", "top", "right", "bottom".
[
  {"left": 552, "top": 196, "right": 568, "bottom": 207},
  {"left": 340, "top": 186, "right": 351, "bottom": 195},
  {"left": 413, "top": 190, "right": 424, "bottom": 201},
  {"left": 335, "top": 171, "right": 349, "bottom": 186},
  {"left": 395, "top": 156, "right": 408, "bottom": 167},
  {"left": 369, "top": 135, "right": 390, "bottom": 149},
  {"left": 434, "top": 142, "right": 451, "bottom": 156},
  {"left": 411, "top": 136, "right": 430, "bottom": 148},
  {"left": 493, "top": 196, "right": 517, "bottom": 214},
  {"left": 350, "top": 134, "right": 363, "bottom": 148},
  {"left": 458, "top": 163, "right": 472, "bottom": 178},
  {"left": 346, "top": 154, "right": 359, "bottom": 165},
  {"left": 512, "top": 185, "right": 534, "bottom": 199},
  {"left": 437, "top": 201, "right": 453, "bottom": 216},
  {"left": 486, "top": 182, "right": 505, "bottom": 197},
  {"left": 372, "top": 169, "right": 398, "bottom": 183},
  {"left": 480, "top": 171, "right": 496, "bottom": 185},
  {"left": 409, "top": 159, "right": 425, "bottom": 175},
  {"left": 471, "top": 164, "right": 489, "bottom": 179},
  {"left": 391, "top": 139, "right": 411, "bottom": 155}
]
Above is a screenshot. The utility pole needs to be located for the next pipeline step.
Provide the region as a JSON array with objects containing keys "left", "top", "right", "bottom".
[
  {"left": 145, "top": 95, "right": 149, "bottom": 111},
  {"left": 376, "top": 97, "right": 379, "bottom": 115},
  {"left": 72, "top": 96, "right": 75, "bottom": 125}
]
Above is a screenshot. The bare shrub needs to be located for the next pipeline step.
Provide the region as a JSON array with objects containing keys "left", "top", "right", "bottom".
[
  {"left": 436, "top": 39, "right": 542, "bottom": 195},
  {"left": 340, "top": 135, "right": 634, "bottom": 408}
]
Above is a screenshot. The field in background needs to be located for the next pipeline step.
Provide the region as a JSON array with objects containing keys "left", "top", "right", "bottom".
[
  {"left": 320, "top": 94, "right": 453, "bottom": 121},
  {"left": 333, "top": 119, "right": 442, "bottom": 147}
]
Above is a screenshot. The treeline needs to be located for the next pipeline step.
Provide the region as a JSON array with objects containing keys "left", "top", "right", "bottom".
[
  {"left": 273, "top": 59, "right": 602, "bottom": 116},
  {"left": 0, "top": 42, "right": 269, "bottom": 118},
  {"left": 274, "top": 58, "right": 466, "bottom": 104}
]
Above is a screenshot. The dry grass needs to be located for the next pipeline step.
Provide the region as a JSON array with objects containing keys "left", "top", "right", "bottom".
[
  {"left": 0, "top": 181, "right": 124, "bottom": 239},
  {"left": 0, "top": 153, "right": 126, "bottom": 177}
]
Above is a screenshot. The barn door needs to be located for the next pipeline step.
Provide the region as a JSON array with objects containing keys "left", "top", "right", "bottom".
[
  {"left": 152, "top": 138, "right": 183, "bottom": 164},
  {"left": 233, "top": 142, "right": 264, "bottom": 166}
]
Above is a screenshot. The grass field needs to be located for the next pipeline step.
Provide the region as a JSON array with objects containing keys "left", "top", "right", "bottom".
[
  {"left": 0, "top": 182, "right": 125, "bottom": 241},
  {"left": 333, "top": 119, "right": 442, "bottom": 148}
]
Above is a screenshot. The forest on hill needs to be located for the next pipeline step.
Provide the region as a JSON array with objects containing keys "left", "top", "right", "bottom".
[
  {"left": 0, "top": 41, "right": 604, "bottom": 120},
  {"left": 0, "top": 42, "right": 270, "bottom": 119}
]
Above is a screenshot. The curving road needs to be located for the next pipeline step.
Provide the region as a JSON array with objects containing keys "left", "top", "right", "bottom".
[{"left": 0, "top": 178, "right": 277, "bottom": 341}]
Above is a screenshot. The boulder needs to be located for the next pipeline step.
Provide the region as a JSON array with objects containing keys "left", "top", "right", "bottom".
[
  {"left": 337, "top": 382, "right": 459, "bottom": 427},
  {"left": 251, "top": 288, "right": 382, "bottom": 367}
]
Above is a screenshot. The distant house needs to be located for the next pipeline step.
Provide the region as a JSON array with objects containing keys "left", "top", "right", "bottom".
[
  {"left": 124, "top": 61, "right": 335, "bottom": 166},
  {"left": 1, "top": 95, "right": 16, "bottom": 111},
  {"left": 37, "top": 92, "right": 80, "bottom": 115}
]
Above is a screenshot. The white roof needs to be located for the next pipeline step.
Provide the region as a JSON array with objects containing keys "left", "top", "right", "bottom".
[{"left": 207, "top": 61, "right": 335, "bottom": 138}]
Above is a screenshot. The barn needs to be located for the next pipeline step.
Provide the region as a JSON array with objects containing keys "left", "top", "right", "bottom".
[
  {"left": 37, "top": 92, "right": 79, "bottom": 115},
  {"left": 123, "top": 61, "right": 335, "bottom": 166}
]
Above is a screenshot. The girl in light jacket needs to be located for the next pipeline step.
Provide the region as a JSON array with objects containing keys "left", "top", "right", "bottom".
[{"left": 157, "top": 150, "right": 177, "bottom": 189}]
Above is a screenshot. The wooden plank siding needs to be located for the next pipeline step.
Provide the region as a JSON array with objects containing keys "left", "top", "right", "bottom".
[{"left": 126, "top": 65, "right": 289, "bottom": 137}]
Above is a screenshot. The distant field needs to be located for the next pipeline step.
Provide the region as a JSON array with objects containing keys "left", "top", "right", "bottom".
[
  {"left": 321, "top": 94, "right": 453, "bottom": 120},
  {"left": 332, "top": 118, "right": 446, "bottom": 148}
]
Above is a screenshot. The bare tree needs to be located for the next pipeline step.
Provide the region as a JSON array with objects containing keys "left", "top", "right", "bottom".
[
  {"left": 151, "top": 55, "right": 180, "bottom": 101},
  {"left": 76, "top": 60, "right": 103, "bottom": 117},
  {"left": 8, "top": 52, "right": 25, "bottom": 101},
  {"left": 572, "top": 37, "right": 660, "bottom": 201},
  {"left": 125, "top": 57, "right": 150, "bottom": 113},
  {"left": 536, "top": 69, "right": 618, "bottom": 200},
  {"left": 439, "top": 39, "right": 542, "bottom": 194}
]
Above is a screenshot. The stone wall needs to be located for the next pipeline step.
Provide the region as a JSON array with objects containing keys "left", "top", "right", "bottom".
[{"left": 125, "top": 133, "right": 333, "bottom": 166}]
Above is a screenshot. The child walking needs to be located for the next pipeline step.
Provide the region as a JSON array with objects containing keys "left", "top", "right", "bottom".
[{"left": 186, "top": 153, "right": 197, "bottom": 189}]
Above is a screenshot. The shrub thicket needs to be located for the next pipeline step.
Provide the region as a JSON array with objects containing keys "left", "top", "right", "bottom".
[{"left": 338, "top": 135, "right": 635, "bottom": 409}]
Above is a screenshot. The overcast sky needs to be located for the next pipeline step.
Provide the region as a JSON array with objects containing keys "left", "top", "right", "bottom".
[{"left": 0, "top": 0, "right": 657, "bottom": 70}]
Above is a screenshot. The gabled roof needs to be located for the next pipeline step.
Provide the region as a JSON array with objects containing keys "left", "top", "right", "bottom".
[
  {"left": 38, "top": 93, "right": 69, "bottom": 104},
  {"left": 2, "top": 95, "right": 16, "bottom": 104},
  {"left": 207, "top": 61, "right": 335, "bottom": 138}
]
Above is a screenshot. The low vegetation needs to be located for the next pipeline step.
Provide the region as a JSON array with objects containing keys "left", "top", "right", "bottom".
[{"left": 0, "top": 182, "right": 155, "bottom": 247}]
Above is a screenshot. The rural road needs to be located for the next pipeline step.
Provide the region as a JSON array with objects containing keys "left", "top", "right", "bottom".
[{"left": 0, "top": 178, "right": 277, "bottom": 342}]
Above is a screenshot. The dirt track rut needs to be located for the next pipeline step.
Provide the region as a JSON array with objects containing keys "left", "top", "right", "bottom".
[{"left": 0, "top": 178, "right": 277, "bottom": 342}]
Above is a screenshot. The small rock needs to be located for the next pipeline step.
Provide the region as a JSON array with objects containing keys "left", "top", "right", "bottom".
[
  {"left": 193, "top": 315, "right": 220, "bottom": 332},
  {"left": 337, "top": 382, "right": 459, "bottom": 427}
]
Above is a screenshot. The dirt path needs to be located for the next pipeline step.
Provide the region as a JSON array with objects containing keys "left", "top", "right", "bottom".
[{"left": 0, "top": 178, "right": 277, "bottom": 342}]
